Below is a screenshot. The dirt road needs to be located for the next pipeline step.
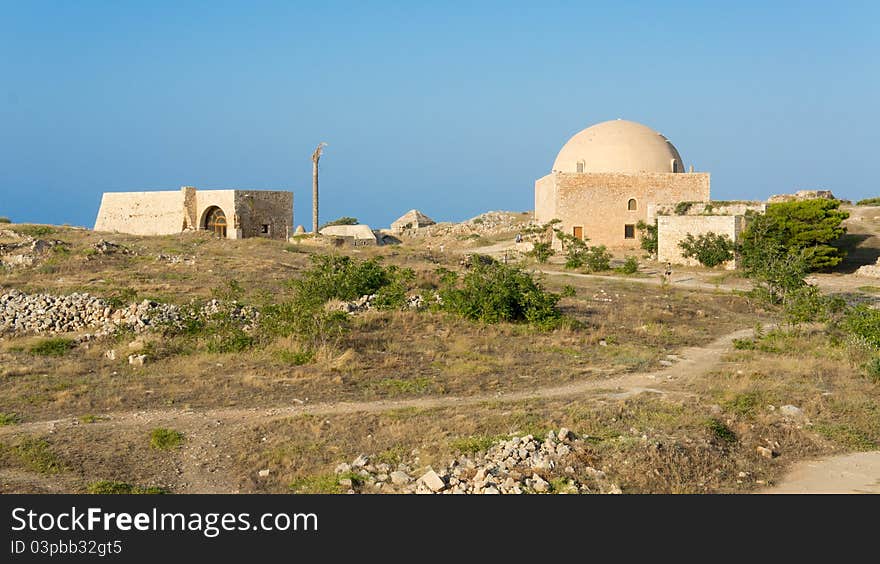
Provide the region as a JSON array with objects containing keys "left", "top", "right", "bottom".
[{"left": 764, "top": 452, "right": 880, "bottom": 494}]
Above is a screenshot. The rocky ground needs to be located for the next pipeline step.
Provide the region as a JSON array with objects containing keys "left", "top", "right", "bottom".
[{"left": 327, "top": 429, "right": 621, "bottom": 494}]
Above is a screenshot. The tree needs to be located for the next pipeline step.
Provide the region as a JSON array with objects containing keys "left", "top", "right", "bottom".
[
  {"left": 311, "top": 142, "right": 327, "bottom": 233},
  {"left": 678, "top": 232, "right": 734, "bottom": 268},
  {"left": 740, "top": 200, "right": 849, "bottom": 271}
]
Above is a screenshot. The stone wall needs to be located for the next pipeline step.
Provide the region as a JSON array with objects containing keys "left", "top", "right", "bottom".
[
  {"left": 657, "top": 214, "right": 744, "bottom": 270},
  {"left": 234, "top": 190, "right": 293, "bottom": 240},
  {"left": 647, "top": 201, "right": 765, "bottom": 220},
  {"left": 535, "top": 171, "right": 710, "bottom": 249},
  {"left": 94, "top": 191, "right": 186, "bottom": 236}
]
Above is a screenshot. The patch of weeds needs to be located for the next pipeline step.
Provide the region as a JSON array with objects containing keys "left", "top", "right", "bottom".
[
  {"left": 374, "top": 377, "right": 433, "bottom": 395},
  {"left": 815, "top": 424, "right": 877, "bottom": 451},
  {"left": 149, "top": 428, "right": 184, "bottom": 450},
  {"left": 449, "top": 435, "right": 499, "bottom": 455},
  {"left": 5, "top": 438, "right": 65, "bottom": 474},
  {"left": 864, "top": 357, "right": 880, "bottom": 383},
  {"left": 29, "top": 338, "right": 77, "bottom": 357},
  {"left": 79, "top": 414, "right": 107, "bottom": 424},
  {"left": 560, "top": 285, "right": 576, "bottom": 298},
  {"left": 722, "top": 392, "right": 764, "bottom": 417},
  {"left": 0, "top": 413, "right": 21, "bottom": 425},
  {"left": 374, "top": 445, "right": 408, "bottom": 466},
  {"left": 13, "top": 225, "right": 56, "bottom": 237},
  {"left": 87, "top": 481, "right": 167, "bottom": 494},
  {"left": 548, "top": 477, "right": 577, "bottom": 493},
  {"left": 705, "top": 418, "right": 737, "bottom": 443},
  {"left": 289, "top": 473, "right": 343, "bottom": 494},
  {"left": 274, "top": 348, "right": 315, "bottom": 365}
]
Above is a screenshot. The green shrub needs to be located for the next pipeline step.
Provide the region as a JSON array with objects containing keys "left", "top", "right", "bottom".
[
  {"left": 0, "top": 216, "right": 11, "bottom": 223},
  {"left": 289, "top": 473, "right": 343, "bottom": 494},
  {"left": 617, "top": 256, "right": 639, "bottom": 274},
  {"left": 449, "top": 435, "right": 499, "bottom": 455},
  {"left": 528, "top": 242, "right": 555, "bottom": 264},
  {"left": 319, "top": 216, "right": 358, "bottom": 229},
  {"left": 6, "top": 438, "right": 65, "bottom": 474},
  {"left": 583, "top": 245, "right": 612, "bottom": 272},
  {"left": 13, "top": 225, "right": 55, "bottom": 237},
  {"left": 30, "top": 338, "right": 76, "bottom": 357},
  {"left": 150, "top": 428, "right": 184, "bottom": 450},
  {"left": 436, "top": 262, "right": 562, "bottom": 328},
  {"left": 674, "top": 201, "right": 694, "bottom": 215},
  {"left": 783, "top": 285, "right": 842, "bottom": 326},
  {"left": 87, "top": 481, "right": 167, "bottom": 494},
  {"left": 856, "top": 197, "right": 880, "bottom": 206},
  {"left": 636, "top": 220, "right": 658, "bottom": 255},
  {"left": 864, "top": 357, "right": 880, "bottom": 383},
  {"left": 561, "top": 285, "right": 576, "bottom": 298},
  {"left": 705, "top": 419, "right": 737, "bottom": 443},
  {"left": 678, "top": 232, "right": 734, "bottom": 267},
  {"left": 844, "top": 305, "right": 880, "bottom": 348}
]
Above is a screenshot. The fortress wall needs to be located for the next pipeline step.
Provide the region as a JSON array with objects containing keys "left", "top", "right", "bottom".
[
  {"left": 93, "top": 191, "right": 186, "bottom": 236},
  {"left": 194, "top": 190, "right": 239, "bottom": 238},
  {"left": 534, "top": 174, "right": 558, "bottom": 224},
  {"left": 551, "top": 172, "right": 710, "bottom": 248},
  {"left": 234, "top": 190, "right": 293, "bottom": 240},
  {"left": 657, "top": 214, "right": 743, "bottom": 270}
]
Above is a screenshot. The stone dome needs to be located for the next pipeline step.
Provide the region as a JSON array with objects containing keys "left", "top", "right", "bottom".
[{"left": 552, "top": 119, "right": 684, "bottom": 174}]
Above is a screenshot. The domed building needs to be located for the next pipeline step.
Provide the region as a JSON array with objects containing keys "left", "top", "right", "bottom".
[{"left": 535, "top": 119, "right": 710, "bottom": 249}]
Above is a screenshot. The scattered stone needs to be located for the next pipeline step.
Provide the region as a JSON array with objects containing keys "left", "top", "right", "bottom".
[
  {"left": 757, "top": 446, "right": 775, "bottom": 459},
  {"left": 104, "top": 349, "right": 116, "bottom": 360},
  {"left": 419, "top": 470, "right": 446, "bottom": 492},
  {"left": 258, "top": 469, "right": 271, "bottom": 478},
  {"left": 390, "top": 471, "right": 411, "bottom": 485},
  {"left": 779, "top": 405, "right": 804, "bottom": 419},
  {"left": 351, "top": 454, "right": 369, "bottom": 468},
  {"left": 128, "top": 354, "right": 147, "bottom": 366}
]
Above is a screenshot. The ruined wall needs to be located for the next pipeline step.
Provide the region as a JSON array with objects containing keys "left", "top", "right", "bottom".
[
  {"left": 647, "top": 201, "right": 765, "bottom": 220},
  {"left": 536, "top": 172, "right": 710, "bottom": 249},
  {"left": 657, "top": 214, "right": 743, "bottom": 270},
  {"left": 94, "top": 191, "right": 186, "bottom": 236},
  {"left": 233, "top": 190, "right": 293, "bottom": 240}
]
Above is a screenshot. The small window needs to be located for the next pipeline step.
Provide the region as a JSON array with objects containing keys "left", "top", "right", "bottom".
[
  {"left": 573, "top": 226, "right": 584, "bottom": 240},
  {"left": 261, "top": 224, "right": 270, "bottom": 235},
  {"left": 576, "top": 161, "right": 585, "bottom": 173},
  {"left": 627, "top": 198, "right": 637, "bottom": 211},
  {"left": 624, "top": 224, "right": 635, "bottom": 239},
  {"left": 671, "top": 159, "right": 679, "bottom": 173}
]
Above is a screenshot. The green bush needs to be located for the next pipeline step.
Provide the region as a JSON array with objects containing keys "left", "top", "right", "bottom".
[
  {"left": 636, "top": 220, "right": 658, "bottom": 255},
  {"left": 856, "top": 197, "right": 880, "bottom": 206},
  {"left": 583, "top": 245, "right": 612, "bottom": 272},
  {"left": 436, "top": 262, "right": 562, "bottom": 328},
  {"left": 705, "top": 419, "right": 737, "bottom": 443},
  {"left": 13, "top": 225, "right": 55, "bottom": 237},
  {"left": 617, "top": 256, "right": 639, "bottom": 274},
  {"left": 0, "top": 413, "right": 20, "bottom": 426},
  {"left": 275, "top": 349, "right": 315, "bottom": 365},
  {"left": 674, "top": 201, "right": 694, "bottom": 215},
  {"left": 30, "top": 338, "right": 76, "bottom": 357},
  {"left": 678, "top": 232, "right": 734, "bottom": 268},
  {"left": 561, "top": 285, "right": 576, "bottom": 298},
  {"left": 150, "top": 428, "right": 184, "bottom": 450},
  {"left": 528, "top": 242, "right": 555, "bottom": 264},
  {"left": 319, "top": 216, "right": 359, "bottom": 229},
  {"left": 864, "top": 357, "right": 880, "bottom": 383},
  {"left": 0, "top": 216, "right": 11, "bottom": 224},
  {"left": 843, "top": 305, "right": 880, "bottom": 348}
]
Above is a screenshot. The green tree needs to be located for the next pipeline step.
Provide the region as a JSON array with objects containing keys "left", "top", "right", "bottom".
[
  {"left": 678, "top": 232, "right": 734, "bottom": 268},
  {"left": 319, "top": 216, "right": 359, "bottom": 229},
  {"left": 741, "top": 200, "right": 849, "bottom": 271}
]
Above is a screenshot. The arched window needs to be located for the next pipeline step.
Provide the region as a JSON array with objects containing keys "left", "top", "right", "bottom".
[
  {"left": 627, "top": 198, "right": 637, "bottom": 211},
  {"left": 576, "top": 161, "right": 585, "bottom": 173},
  {"left": 671, "top": 159, "right": 679, "bottom": 173}
]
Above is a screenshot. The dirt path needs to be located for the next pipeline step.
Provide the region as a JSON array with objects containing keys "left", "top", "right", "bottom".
[
  {"left": 764, "top": 451, "right": 880, "bottom": 494},
  {"left": 0, "top": 325, "right": 755, "bottom": 493}
]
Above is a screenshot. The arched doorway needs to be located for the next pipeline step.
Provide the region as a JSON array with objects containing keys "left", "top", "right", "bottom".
[{"left": 203, "top": 206, "right": 228, "bottom": 238}]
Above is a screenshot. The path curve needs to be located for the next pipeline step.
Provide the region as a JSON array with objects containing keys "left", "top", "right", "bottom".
[{"left": 764, "top": 452, "right": 880, "bottom": 494}]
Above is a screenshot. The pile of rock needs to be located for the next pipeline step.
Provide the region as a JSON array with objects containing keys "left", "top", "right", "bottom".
[
  {"left": 0, "top": 238, "right": 67, "bottom": 268},
  {"left": 332, "top": 429, "right": 621, "bottom": 494},
  {"left": 0, "top": 289, "right": 259, "bottom": 337},
  {"left": 156, "top": 253, "right": 196, "bottom": 265},
  {"left": 332, "top": 294, "right": 429, "bottom": 315},
  {"left": 91, "top": 239, "right": 131, "bottom": 256}
]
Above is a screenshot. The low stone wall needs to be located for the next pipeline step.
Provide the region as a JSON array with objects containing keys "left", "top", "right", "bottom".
[{"left": 648, "top": 200, "right": 765, "bottom": 220}]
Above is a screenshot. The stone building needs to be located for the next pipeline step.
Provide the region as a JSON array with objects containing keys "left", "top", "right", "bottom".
[
  {"left": 535, "top": 119, "right": 710, "bottom": 249},
  {"left": 319, "top": 224, "right": 378, "bottom": 246},
  {"left": 94, "top": 186, "right": 293, "bottom": 240}
]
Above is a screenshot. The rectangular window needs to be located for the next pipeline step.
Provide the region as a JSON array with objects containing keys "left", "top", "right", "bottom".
[
  {"left": 573, "top": 226, "right": 583, "bottom": 240},
  {"left": 624, "top": 224, "right": 635, "bottom": 239},
  {"left": 261, "top": 224, "right": 270, "bottom": 234}
]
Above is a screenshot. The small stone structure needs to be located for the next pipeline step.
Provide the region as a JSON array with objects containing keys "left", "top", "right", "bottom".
[
  {"left": 656, "top": 214, "right": 746, "bottom": 270},
  {"left": 94, "top": 186, "right": 293, "bottom": 240},
  {"left": 768, "top": 190, "right": 836, "bottom": 203},
  {"left": 319, "top": 224, "right": 378, "bottom": 246},
  {"left": 391, "top": 210, "right": 435, "bottom": 233}
]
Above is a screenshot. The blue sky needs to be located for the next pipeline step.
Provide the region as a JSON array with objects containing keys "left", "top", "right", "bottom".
[{"left": 1, "top": 1, "right": 878, "bottom": 228}]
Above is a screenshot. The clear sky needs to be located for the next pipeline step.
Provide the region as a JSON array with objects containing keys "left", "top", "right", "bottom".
[{"left": 1, "top": 1, "right": 878, "bottom": 228}]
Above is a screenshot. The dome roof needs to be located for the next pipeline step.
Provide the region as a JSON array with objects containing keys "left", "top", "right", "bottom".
[{"left": 552, "top": 119, "right": 684, "bottom": 174}]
